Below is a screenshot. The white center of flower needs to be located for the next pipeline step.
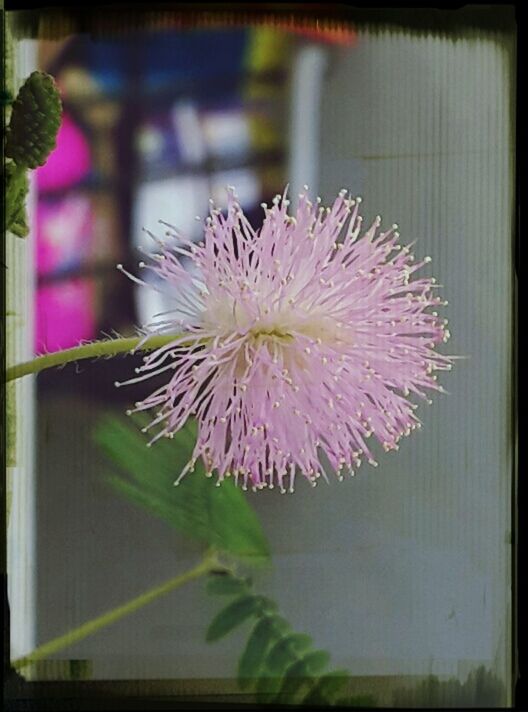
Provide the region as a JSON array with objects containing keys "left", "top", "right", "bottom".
[{"left": 203, "top": 293, "right": 350, "bottom": 349}]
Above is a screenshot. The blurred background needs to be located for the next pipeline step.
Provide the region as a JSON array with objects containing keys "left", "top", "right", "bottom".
[{"left": 7, "top": 9, "right": 515, "bottom": 706}]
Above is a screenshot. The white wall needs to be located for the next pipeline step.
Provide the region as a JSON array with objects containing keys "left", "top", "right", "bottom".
[{"left": 270, "top": 29, "right": 513, "bottom": 684}]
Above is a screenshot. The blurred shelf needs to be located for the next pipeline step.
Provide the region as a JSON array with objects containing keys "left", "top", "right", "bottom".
[
  {"left": 38, "top": 173, "right": 118, "bottom": 199},
  {"left": 60, "top": 69, "right": 288, "bottom": 110},
  {"left": 138, "top": 149, "right": 285, "bottom": 183},
  {"left": 38, "top": 152, "right": 285, "bottom": 199},
  {"left": 37, "top": 259, "right": 122, "bottom": 286}
]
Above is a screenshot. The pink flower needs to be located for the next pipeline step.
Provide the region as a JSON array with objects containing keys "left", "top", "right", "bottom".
[{"left": 118, "top": 187, "right": 453, "bottom": 493}]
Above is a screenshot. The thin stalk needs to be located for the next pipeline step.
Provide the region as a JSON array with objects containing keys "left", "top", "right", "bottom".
[
  {"left": 12, "top": 553, "right": 222, "bottom": 671},
  {"left": 5, "top": 334, "right": 183, "bottom": 383}
]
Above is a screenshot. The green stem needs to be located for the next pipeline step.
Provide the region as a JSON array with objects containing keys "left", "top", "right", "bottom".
[
  {"left": 12, "top": 553, "right": 221, "bottom": 671},
  {"left": 6, "top": 162, "right": 29, "bottom": 238},
  {"left": 6, "top": 334, "right": 183, "bottom": 383}
]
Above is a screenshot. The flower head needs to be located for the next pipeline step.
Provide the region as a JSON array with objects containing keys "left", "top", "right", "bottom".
[{"left": 118, "top": 186, "right": 453, "bottom": 492}]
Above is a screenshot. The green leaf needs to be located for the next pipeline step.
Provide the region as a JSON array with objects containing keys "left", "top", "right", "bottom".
[
  {"left": 98, "top": 420, "right": 210, "bottom": 541},
  {"left": 105, "top": 474, "right": 189, "bottom": 528},
  {"left": 254, "top": 632, "right": 313, "bottom": 701},
  {"left": 237, "top": 614, "right": 290, "bottom": 690},
  {"left": 265, "top": 632, "right": 312, "bottom": 675},
  {"left": 276, "top": 659, "right": 312, "bottom": 703},
  {"left": 255, "top": 671, "right": 283, "bottom": 700},
  {"left": 302, "top": 668, "right": 350, "bottom": 705},
  {"left": 206, "top": 573, "right": 251, "bottom": 597},
  {"left": 94, "top": 414, "right": 270, "bottom": 563},
  {"left": 276, "top": 649, "right": 332, "bottom": 704},
  {"left": 301, "top": 649, "right": 331, "bottom": 675},
  {"left": 5, "top": 162, "right": 29, "bottom": 237},
  {"left": 206, "top": 594, "right": 269, "bottom": 642},
  {"left": 275, "top": 664, "right": 308, "bottom": 703},
  {"left": 206, "top": 477, "right": 270, "bottom": 564}
]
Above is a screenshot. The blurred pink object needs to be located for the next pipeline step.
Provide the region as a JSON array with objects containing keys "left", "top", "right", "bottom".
[
  {"left": 36, "top": 280, "right": 96, "bottom": 355},
  {"left": 34, "top": 109, "right": 96, "bottom": 353},
  {"left": 34, "top": 195, "right": 96, "bottom": 352},
  {"left": 36, "top": 111, "right": 91, "bottom": 192},
  {"left": 36, "top": 194, "right": 93, "bottom": 276}
]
